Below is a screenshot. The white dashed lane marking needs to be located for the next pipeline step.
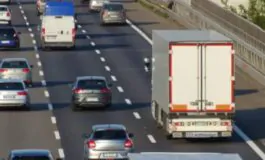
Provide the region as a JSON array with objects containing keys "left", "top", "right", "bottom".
[
  {"left": 82, "top": 29, "right": 86, "bottom": 33},
  {"left": 133, "top": 112, "right": 141, "bottom": 119},
  {"left": 111, "top": 75, "right": 117, "bottom": 81},
  {"left": 35, "top": 53, "right": 40, "bottom": 59},
  {"left": 30, "top": 33, "right": 34, "bottom": 38},
  {"left": 117, "top": 86, "right": 124, "bottom": 93},
  {"left": 95, "top": 49, "right": 100, "bottom": 54},
  {"left": 37, "top": 61, "right": 42, "bottom": 67},
  {"left": 39, "top": 70, "right": 44, "bottom": 76},
  {"left": 91, "top": 42, "right": 95, "bottom": 46},
  {"left": 100, "top": 57, "right": 105, "bottom": 62},
  {"left": 32, "top": 40, "right": 36, "bottom": 44},
  {"left": 125, "top": 99, "right": 132, "bottom": 105},
  {"left": 54, "top": 131, "right": 61, "bottom": 140},
  {"left": 26, "top": 22, "right": 29, "bottom": 26},
  {"left": 41, "top": 80, "right": 46, "bottom": 86},
  {"left": 48, "top": 103, "right": 53, "bottom": 110},
  {"left": 44, "top": 90, "right": 50, "bottom": 98},
  {"left": 105, "top": 66, "right": 110, "bottom": 71},
  {"left": 86, "top": 35, "right": 90, "bottom": 39},
  {"left": 147, "top": 134, "right": 156, "bottom": 143},
  {"left": 51, "top": 117, "right": 56, "bottom": 124},
  {"left": 28, "top": 28, "right": 32, "bottom": 32},
  {"left": 58, "top": 149, "right": 65, "bottom": 159},
  {"left": 21, "top": 10, "right": 24, "bottom": 14},
  {"left": 34, "top": 46, "right": 38, "bottom": 51}
]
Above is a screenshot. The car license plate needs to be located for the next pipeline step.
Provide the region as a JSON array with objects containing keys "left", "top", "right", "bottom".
[
  {"left": 186, "top": 132, "right": 218, "bottom": 138},
  {"left": 1, "top": 40, "right": 10, "bottom": 44},
  {"left": 102, "top": 153, "right": 118, "bottom": 158},
  {"left": 86, "top": 97, "right": 98, "bottom": 101},
  {"left": 3, "top": 95, "right": 16, "bottom": 99}
]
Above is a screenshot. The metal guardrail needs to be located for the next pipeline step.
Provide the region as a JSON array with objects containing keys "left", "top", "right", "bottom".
[{"left": 138, "top": 0, "right": 265, "bottom": 85}]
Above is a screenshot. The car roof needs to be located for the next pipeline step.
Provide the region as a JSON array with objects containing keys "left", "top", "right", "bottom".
[
  {"left": 10, "top": 149, "right": 51, "bottom": 156},
  {"left": 77, "top": 76, "right": 106, "bottom": 81},
  {"left": 2, "top": 58, "right": 28, "bottom": 62},
  {"left": 92, "top": 124, "right": 126, "bottom": 131},
  {"left": 0, "top": 79, "right": 24, "bottom": 83}
]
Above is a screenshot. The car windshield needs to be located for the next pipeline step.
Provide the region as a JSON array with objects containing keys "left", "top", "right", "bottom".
[
  {"left": 105, "top": 4, "right": 123, "bottom": 11},
  {"left": 2, "top": 61, "right": 28, "bottom": 68},
  {"left": 0, "top": 7, "right": 7, "bottom": 11},
  {"left": 0, "top": 29, "right": 15, "bottom": 38},
  {"left": 77, "top": 79, "right": 106, "bottom": 89},
  {"left": 0, "top": 82, "right": 24, "bottom": 90},
  {"left": 12, "top": 156, "right": 50, "bottom": 160},
  {"left": 93, "top": 129, "right": 127, "bottom": 140}
]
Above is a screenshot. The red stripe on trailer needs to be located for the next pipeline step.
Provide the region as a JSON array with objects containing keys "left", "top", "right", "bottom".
[{"left": 168, "top": 43, "right": 198, "bottom": 112}]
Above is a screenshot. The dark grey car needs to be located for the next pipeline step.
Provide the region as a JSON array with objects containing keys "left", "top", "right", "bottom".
[
  {"left": 71, "top": 76, "right": 112, "bottom": 111},
  {"left": 6, "top": 149, "right": 62, "bottom": 160},
  {"left": 100, "top": 3, "right": 126, "bottom": 25}
]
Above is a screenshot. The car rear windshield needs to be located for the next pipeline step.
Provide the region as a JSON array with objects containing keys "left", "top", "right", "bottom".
[
  {"left": 0, "top": 82, "right": 24, "bottom": 90},
  {"left": 2, "top": 61, "right": 28, "bottom": 68},
  {"left": 0, "top": 7, "right": 8, "bottom": 11},
  {"left": 0, "top": 29, "right": 15, "bottom": 38},
  {"left": 105, "top": 4, "right": 123, "bottom": 11},
  {"left": 12, "top": 156, "right": 50, "bottom": 160},
  {"left": 93, "top": 129, "right": 127, "bottom": 140},
  {"left": 77, "top": 79, "right": 106, "bottom": 89}
]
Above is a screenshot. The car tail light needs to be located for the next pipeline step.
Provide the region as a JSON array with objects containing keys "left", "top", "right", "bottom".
[
  {"left": 72, "top": 28, "right": 76, "bottom": 39},
  {"left": 0, "top": 69, "right": 7, "bottom": 72},
  {"left": 100, "top": 88, "right": 110, "bottom": 93},
  {"left": 6, "top": 12, "right": 10, "bottom": 17},
  {"left": 87, "top": 140, "right": 96, "bottom": 148},
  {"left": 124, "top": 139, "right": 133, "bottom": 148},
  {"left": 103, "top": 11, "right": 108, "bottom": 16},
  {"left": 41, "top": 28, "right": 45, "bottom": 36},
  {"left": 74, "top": 88, "right": 83, "bottom": 94},
  {"left": 221, "top": 121, "right": 231, "bottom": 126},
  {"left": 22, "top": 68, "right": 30, "bottom": 73},
  {"left": 17, "top": 91, "right": 27, "bottom": 96}
]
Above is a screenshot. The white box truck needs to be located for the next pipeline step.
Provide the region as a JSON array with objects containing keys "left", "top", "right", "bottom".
[{"left": 145, "top": 30, "right": 235, "bottom": 139}]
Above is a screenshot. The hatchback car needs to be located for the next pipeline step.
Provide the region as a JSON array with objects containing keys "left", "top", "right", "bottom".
[
  {"left": 0, "top": 58, "right": 34, "bottom": 86},
  {"left": 0, "top": 5, "right": 11, "bottom": 25},
  {"left": 0, "top": 26, "right": 20, "bottom": 49},
  {"left": 71, "top": 76, "right": 112, "bottom": 110},
  {"left": 7, "top": 149, "right": 61, "bottom": 160},
  {"left": 100, "top": 3, "right": 126, "bottom": 25},
  {"left": 36, "top": 0, "right": 46, "bottom": 16},
  {"left": 83, "top": 124, "right": 134, "bottom": 160},
  {"left": 0, "top": 79, "right": 30, "bottom": 109},
  {"left": 89, "top": 0, "right": 109, "bottom": 12}
]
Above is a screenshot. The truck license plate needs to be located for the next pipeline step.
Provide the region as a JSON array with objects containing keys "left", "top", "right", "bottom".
[{"left": 186, "top": 132, "right": 218, "bottom": 138}]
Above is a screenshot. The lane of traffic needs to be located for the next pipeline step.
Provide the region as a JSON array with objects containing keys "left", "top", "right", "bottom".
[
  {"left": 0, "top": 1, "right": 61, "bottom": 158},
  {"left": 21, "top": 1, "right": 159, "bottom": 160}
]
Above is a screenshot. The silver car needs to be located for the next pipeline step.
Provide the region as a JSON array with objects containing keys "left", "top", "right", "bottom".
[
  {"left": 100, "top": 3, "right": 126, "bottom": 25},
  {"left": 0, "top": 58, "right": 34, "bottom": 86},
  {"left": 7, "top": 149, "right": 62, "bottom": 160},
  {"left": 0, "top": 79, "right": 30, "bottom": 108},
  {"left": 89, "top": 0, "right": 109, "bottom": 12},
  {"left": 82, "top": 124, "right": 134, "bottom": 160},
  {"left": 71, "top": 76, "right": 112, "bottom": 111},
  {"left": 36, "top": 0, "right": 46, "bottom": 16}
]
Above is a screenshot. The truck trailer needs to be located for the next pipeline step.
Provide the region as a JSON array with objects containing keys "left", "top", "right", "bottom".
[{"left": 147, "top": 30, "right": 235, "bottom": 139}]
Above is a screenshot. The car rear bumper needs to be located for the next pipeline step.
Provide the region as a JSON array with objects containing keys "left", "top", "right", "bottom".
[
  {"left": 0, "top": 76, "right": 32, "bottom": 83},
  {"left": 42, "top": 41, "right": 75, "bottom": 48},
  {"left": 0, "top": 100, "right": 28, "bottom": 107},
  {"left": 73, "top": 96, "right": 111, "bottom": 107},
  {"left": 102, "top": 17, "right": 126, "bottom": 24}
]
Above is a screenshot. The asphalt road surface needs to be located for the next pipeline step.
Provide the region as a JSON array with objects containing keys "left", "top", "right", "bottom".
[{"left": 0, "top": 0, "right": 264, "bottom": 159}]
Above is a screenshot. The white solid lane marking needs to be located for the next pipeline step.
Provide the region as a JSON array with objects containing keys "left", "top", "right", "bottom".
[
  {"left": 117, "top": 86, "right": 124, "bottom": 92},
  {"left": 30, "top": 33, "right": 34, "bottom": 37},
  {"left": 100, "top": 57, "right": 105, "bottom": 62},
  {"left": 37, "top": 61, "right": 42, "bottom": 67},
  {"left": 105, "top": 66, "right": 110, "bottom": 71},
  {"left": 147, "top": 134, "right": 156, "bottom": 143},
  {"left": 32, "top": 40, "right": 36, "bottom": 44},
  {"left": 54, "top": 131, "right": 61, "bottom": 140},
  {"left": 125, "top": 99, "right": 132, "bottom": 105},
  {"left": 41, "top": 80, "right": 46, "bottom": 86},
  {"left": 77, "top": 25, "right": 81, "bottom": 28},
  {"left": 128, "top": 17, "right": 265, "bottom": 159},
  {"left": 58, "top": 149, "right": 65, "bottom": 158},
  {"left": 39, "top": 70, "right": 44, "bottom": 76},
  {"left": 48, "top": 103, "right": 53, "bottom": 110},
  {"left": 234, "top": 125, "right": 265, "bottom": 159},
  {"left": 133, "top": 112, "right": 141, "bottom": 119},
  {"left": 82, "top": 29, "right": 86, "bottom": 33},
  {"left": 44, "top": 90, "right": 50, "bottom": 98},
  {"left": 86, "top": 35, "right": 90, "bottom": 39},
  {"left": 28, "top": 28, "right": 32, "bottom": 32},
  {"left": 91, "top": 42, "right": 96, "bottom": 46},
  {"left": 111, "top": 75, "right": 117, "bottom": 81},
  {"left": 36, "top": 53, "right": 40, "bottom": 59},
  {"left": 51, "top": 116, "right": 56, "bottom": 124},
  {"left": 95, "top": 49, "right": 100, "bottom": 54}
]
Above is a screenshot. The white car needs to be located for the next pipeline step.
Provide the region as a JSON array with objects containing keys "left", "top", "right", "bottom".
[{"left": 0, "top": 5, "right": 11, "bottom": 25}]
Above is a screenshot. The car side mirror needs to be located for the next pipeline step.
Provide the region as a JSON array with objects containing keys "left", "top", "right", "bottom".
[
  {"left": 128, "top": 133, "right": 134, "bottom": 138},
  {"left": 82, "top": 133, "right": 89, "bottom": 139},
  {"left": 30, "top": 65, "right": 34, "bottom": 68}
]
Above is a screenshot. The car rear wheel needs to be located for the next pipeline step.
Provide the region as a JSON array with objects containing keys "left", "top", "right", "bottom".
[{"left": 72, "top": 104, "right": 81, "bottom": 111}]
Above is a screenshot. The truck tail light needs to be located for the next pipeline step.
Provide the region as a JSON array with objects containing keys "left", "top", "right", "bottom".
[{"left": 87, "top": 140, "right": 96, "bottom": 148}]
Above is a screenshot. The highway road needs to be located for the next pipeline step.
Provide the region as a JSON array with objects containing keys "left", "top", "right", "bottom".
[{"left": 0, "top": 0, "right": 264, "bottom": 159}]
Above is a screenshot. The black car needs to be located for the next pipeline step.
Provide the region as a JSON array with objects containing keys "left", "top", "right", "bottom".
[{"left": 0, "top": 26, "right": 20, "bottom": 50}]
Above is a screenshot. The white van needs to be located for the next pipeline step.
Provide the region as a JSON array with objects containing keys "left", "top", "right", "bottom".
[{"left": 40, "top": 15, "right": 76, "bottom": 50}]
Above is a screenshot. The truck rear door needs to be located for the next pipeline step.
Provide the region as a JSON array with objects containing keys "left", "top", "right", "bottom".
[
  {"left": 202, "top": 43, "right": 234, "bottom": 112},
  {"left": 170, "top": 43, "right": 200, "bottom": 112}
]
